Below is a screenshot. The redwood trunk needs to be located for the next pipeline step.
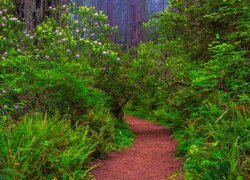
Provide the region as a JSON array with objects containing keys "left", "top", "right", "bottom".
[
  {"left": 15, "top": 0, "right": 68, "bottom": 30},
  {"left": 130, "top": 0, "right": 139, "bottom": 48},
  {"left": 107, "top": 0, "right": 115, "bottom": 40}
]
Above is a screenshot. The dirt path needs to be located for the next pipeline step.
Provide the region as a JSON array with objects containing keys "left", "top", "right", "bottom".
[{"left": 91, "top": 115, "right": 182, "bottom": 180}]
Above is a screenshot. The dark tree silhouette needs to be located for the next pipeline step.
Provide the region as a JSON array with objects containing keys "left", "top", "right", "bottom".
[{"left": 15, "top": 0, "right": 68, "bottom": 30}]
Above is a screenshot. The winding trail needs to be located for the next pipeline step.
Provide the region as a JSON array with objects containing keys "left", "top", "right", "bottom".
[{"left": 91, "top": 115, "right": 182, "bottom": 180}]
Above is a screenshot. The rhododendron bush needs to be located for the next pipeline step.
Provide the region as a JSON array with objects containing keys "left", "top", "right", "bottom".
[
  {"left": 0, "top": 1, "right": 131, "bottom": 178},
  {"left": 0, "top": 2, "right": 123, "bottom": 120}
]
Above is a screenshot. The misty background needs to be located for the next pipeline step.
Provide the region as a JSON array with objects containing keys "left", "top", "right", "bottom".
[{"left": 71, "top": 0, "right": 169, "bottom": 47}]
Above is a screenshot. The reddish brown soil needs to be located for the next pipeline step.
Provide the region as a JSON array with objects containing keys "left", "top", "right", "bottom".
[{"left": 91, "top": 115, "right": 182, "bottom": 180}]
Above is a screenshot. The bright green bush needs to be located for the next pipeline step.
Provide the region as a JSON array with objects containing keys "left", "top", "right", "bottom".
[
  {"left": 128, "top": 0, "right": 250, "bottom": 179},
  {"left": 0, "top": 2, "right": 129, "bottom": 179},
  {"left": 84, "top": 107, "right": 115, "bottom": 157},
  {"left": 0, "top": 109, "right": 115, "bottom": 179},
  {"left": 0, "top": 3, "right": 131, "bottom": 121},
  {"left": 0, "top": 113, "right": 94, "bottom": 179},
  {"left": 114, "top": 119, "right": 135, "bottom": 150},
  {"left": 1, "top": 0, "right": 248, "bottom": 179}
]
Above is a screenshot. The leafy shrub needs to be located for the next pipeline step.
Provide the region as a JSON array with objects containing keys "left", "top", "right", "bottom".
[
  {"left": 0, "top": 3, "right": 132, "bottom": 121},
  {"left": 0, "top": 113, "right": 94, "bottom": 179},
  {"left": 84, "top": 107, "right": 115, "bottom": 157},
  {"left": 127, "top": 0, "right": 250, "bottom": 179},
  {"left": 0, "top": 2, "right": 130, "bottom": 178},
  {"left": 0, "top": 109, "right": 116, "bottom": 179},
  {"left": 114, "top": 119, "right": 135, "bottom": 150}
]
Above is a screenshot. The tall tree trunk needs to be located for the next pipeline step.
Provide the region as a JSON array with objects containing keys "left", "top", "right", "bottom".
[
  {"left": 138, "top": 0, "right": 148, "bottom": 43},
  {"left": 130, "top": 0, "right": 139, "bottom": 48},
  {"left": 74, "top": 0, "right": 166, "bottom": 48},
  {"left": 15, "top": 0, "right": 68, "bottom": 30},
  {"left": 107, "top": 0, "right": 115, "bottom": 40}
]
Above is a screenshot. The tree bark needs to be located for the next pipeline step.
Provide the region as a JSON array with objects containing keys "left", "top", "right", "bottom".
[
  {"left": 15, "top": 0, "right": 68, "bottom": 30},
  {"left": 71, "top": 0, "right": 166, "bottom": 48},
  {"left": 137, "top": 0, "right": 148, "bottom": 43},
  {"left": 107, "top": 0, "right": 115, "bottom": 40},
  {"left": 130, "top": 0, "right": 139, "bottom": 48}
]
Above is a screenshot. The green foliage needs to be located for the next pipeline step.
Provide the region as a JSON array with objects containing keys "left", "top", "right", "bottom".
[
  {"left": 84, "top": 107, "right": 115, "bottom": 157},
  {"left": 0, "top": 3, "right": 121, "bottom": 120},
  {"left": 1, "top": 0, "right": 249, "bottom": 178},
  {"left": 0, "top": 3, "right": 128, "bottom": 178},
  {"left": 0, "top": 112, "right": 114, "bottom": 179},
  {"left": 128, "top": 0, "right": 250, "bottom": 179},
  {"left": 114, "top": 119, "right": 135, "bottom": 150}
]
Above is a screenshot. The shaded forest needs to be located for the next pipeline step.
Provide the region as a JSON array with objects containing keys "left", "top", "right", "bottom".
[
  {"left": 73, "top": 0, "right": 168, "bottom": 47},
  {"left": 0, "top": 0, "right": 249, "bottom": 179}
]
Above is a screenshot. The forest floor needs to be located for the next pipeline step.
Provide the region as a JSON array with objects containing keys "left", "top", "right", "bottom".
[{"left": 91, "top": 115, "right": 182, "bottom": 180}]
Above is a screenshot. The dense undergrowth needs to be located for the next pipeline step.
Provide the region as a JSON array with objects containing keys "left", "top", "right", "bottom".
[
  {"left": 127, "top": 0, "right": 250, "bottom": 179},
  {"left": 1, "top": 0, "right": 249, "bottom": 179},
  {"left": 0, "top": 1, "right": 134, "bottom": 178}
]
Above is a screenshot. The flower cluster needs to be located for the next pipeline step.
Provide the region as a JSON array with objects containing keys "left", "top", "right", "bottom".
[
  {"left": 1, "top": 87, "right": 23, "bottom": 117},
  {"left": 0, "top": 4, "right": 121, "bottom": 121}
]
